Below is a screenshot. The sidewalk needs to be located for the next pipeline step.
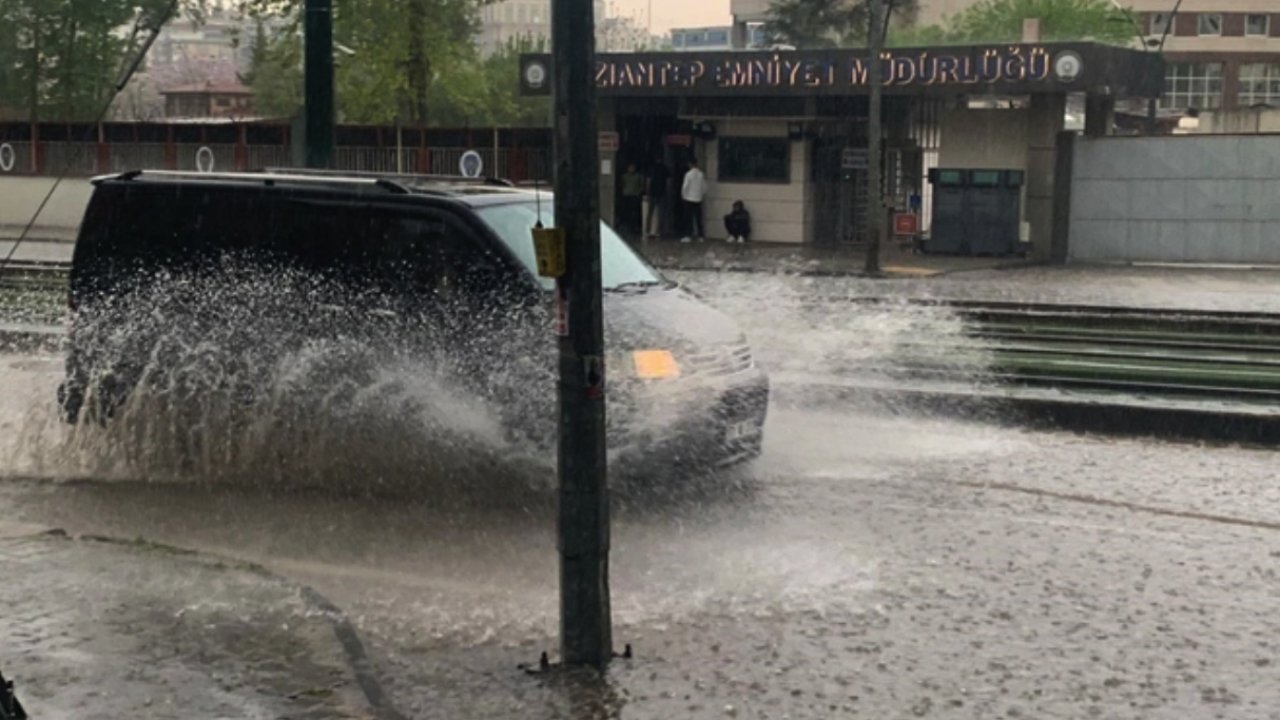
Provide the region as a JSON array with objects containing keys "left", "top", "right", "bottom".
[
  {"left": 0, "top": 522, "right": 381, "bottom": 719},
  {"left": 635, "top": 236, "right": 1034, "bottom": 278}
]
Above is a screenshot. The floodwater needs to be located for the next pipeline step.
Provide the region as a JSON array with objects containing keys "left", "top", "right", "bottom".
[{"left": 3, "top": 270, "right": 1280, "bottom": 717}]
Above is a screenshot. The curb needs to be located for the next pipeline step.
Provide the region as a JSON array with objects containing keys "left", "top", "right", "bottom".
[
  {"left": 648, "top": 258, "right": 1039, "bottom": 278},
  {"left": 1, "top": 523, "right": 405, "bottom": 720},
  {"left": 774, "top": 381, "right": 1280, "bottom": 447}
]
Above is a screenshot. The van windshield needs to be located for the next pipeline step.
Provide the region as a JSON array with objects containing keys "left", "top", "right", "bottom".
[{"left": 475, "top": 201, "right": 663, "bottom": 291}]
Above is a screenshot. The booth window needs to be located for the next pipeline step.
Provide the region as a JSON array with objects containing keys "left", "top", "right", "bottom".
[{"left": 718, "top": 137, "right": 790, "bottom": 183}]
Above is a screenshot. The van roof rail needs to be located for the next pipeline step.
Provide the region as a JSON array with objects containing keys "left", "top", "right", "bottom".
[
  {"left": 260, "top": 167, "right": 515, "bottom": 187},
  {"left": 95, "top": 169, "right": 413, "bottom": 194}
]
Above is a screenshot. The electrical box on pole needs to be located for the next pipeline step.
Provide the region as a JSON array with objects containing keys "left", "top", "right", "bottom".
[
  {"left": 304, "top": 0, "right": 335, "bottom": 169},
  {"left": 551, "top": 0, "right": 614, "bottom": 669}
]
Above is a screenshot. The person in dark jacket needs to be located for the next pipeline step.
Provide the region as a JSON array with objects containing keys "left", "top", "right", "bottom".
[
  {"left": 723, "top": 200, "right": 751, "bottom": 244},
  {"left": 645, "top": 158, "right": 671, "bottom": 239}
]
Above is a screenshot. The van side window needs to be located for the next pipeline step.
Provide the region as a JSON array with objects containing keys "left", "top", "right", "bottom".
[{"left": 375, "top": 212, "right": 506, "bottom": 302}]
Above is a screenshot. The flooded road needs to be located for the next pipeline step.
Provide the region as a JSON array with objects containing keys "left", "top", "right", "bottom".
[
  {"left": 4, "top": 269, "right": 1280, "bottom": 717},
  {"left": 4, "top": 352, "right": 1280, "bottom": 717}
]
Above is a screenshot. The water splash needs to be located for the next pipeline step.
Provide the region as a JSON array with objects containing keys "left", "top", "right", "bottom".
[{"left": 13, "top": 264, "right": 554, "bottom": 495}]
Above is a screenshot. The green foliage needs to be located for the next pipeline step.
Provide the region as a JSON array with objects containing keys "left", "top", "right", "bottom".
[
  {"left": 0, "top": 0, "right": 202, "bottom": 121},
  {"left": 245, "top": 25, "right": 304, "bottom": 118},
  {"left": 765, "top": 0, "right": 919, "bottom": 49},
  {"left": 239, "top": 0, "right": 493, "bottom": 125},
  {"left": 893, "top": 0, "right": 1134, "bottom": 46},
  {"left": 436, "top": 35, "right": 550, "bottom": 127}
]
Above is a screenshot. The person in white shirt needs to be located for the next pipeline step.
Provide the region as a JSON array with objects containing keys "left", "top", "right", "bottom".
[{"left": 680, "top": 158, "right": 707, "bottom": 243}]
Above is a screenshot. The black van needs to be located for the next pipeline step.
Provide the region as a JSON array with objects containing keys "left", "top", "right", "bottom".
[{"left": 58, "top": 170, "right": 769, "bottom": 474}]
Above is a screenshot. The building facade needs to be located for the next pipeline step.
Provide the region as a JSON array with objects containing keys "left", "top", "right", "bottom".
[
  {"left": 477, "top": 0, "right": 608, "bottom": 55},
  {"left": 1125, "top": 1, "right": 1280, "bottom": 112},
  {"left": 671, "top": 25, "right": 770, "bottom": 51},
  {"left": 521, "top": 43, "right": 1160, "bottom": 255},
  {"left": 161, "top": 82, "right": 254, "bottom": 119}
]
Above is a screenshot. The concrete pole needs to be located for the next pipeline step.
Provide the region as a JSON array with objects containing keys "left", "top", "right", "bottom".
[
  {"left": 551, "top": 0, "right": 613, "bottom": 669},
  {"left": 863, "top": 0, "right": 885, "bottom": 275},
  {"left": 304, "top": 0, "right": 335, "bottom": 168}
]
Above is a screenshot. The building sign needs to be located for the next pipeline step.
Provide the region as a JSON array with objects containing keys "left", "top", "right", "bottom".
[
  {"left": 841, "top": 148, "right": 868, "bottom": 170},
  {"left": 598, "top": 131, "right": 619, "bottom": 152},
  {"left": 521, "top": 43, "right": 1163, "bottom": 98}
]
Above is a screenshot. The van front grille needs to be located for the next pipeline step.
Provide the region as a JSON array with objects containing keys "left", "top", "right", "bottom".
[{"left": 684, "top": 343, "right": 754, "bottom": 378}]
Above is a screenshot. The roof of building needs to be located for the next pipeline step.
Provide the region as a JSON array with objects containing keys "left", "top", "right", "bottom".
[{"left": 161, "top": 81, "right": 253, "bottom": 96}]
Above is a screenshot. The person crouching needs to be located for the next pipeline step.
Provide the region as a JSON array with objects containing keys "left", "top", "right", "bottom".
[{"left": 724, "top": 200, "right": 751, "bottom": 244}]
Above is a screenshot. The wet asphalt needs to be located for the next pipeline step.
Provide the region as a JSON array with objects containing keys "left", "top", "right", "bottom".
[{"left": 3, "top": 268, "right": 1280, "bottom": 718}]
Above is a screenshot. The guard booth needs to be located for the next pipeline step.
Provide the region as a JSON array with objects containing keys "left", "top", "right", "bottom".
[
  {"left": 519, "top": 43, "right": 1162, "bottom": 258},
  {"left": 926, "top": 168, "right": 1024, "bottom": 255}
]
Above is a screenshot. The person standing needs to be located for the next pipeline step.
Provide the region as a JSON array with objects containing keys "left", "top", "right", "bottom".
[
  {"left": 680, "top": 158, "right": 707, "bottom": 243},
  {"left": 645, "top": 158, "right": 670, "bottom": 239},
  {"left": 620, "top": 163, "right": 645, "bottom": 234}
]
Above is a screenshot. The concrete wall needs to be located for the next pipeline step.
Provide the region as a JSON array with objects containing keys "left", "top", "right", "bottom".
[
  {"left": 1069, "top": 135, "right": 1280, "bottom": 263},
  {"left": 938, "top": 107, "right": 1029, "bottom": 170},
  {"left": 0, "top": 176, "right": 93, "bottom": 242},
  {"left": 699, "top": 119, "right": 809, "bottom": 244},
  {"left": 1196, "top": 108, "right": 1280, "bottom": 134}
]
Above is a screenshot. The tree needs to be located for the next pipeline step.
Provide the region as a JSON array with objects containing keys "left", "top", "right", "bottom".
[
  {"left": 0, "top": 0, "right": 206, "bottom": 122},
  {"left": 897, "top": 0, "right": 1134, "bottom": 45},
  {"left": 243, "top": 26, "right": 304, "bottom": 118},
  {"left": 765, "top": 0, "right": 918, "bottom": 49},
  {"left": 417, "top": 34, "right": 551, "bottom": 127},
  {"left": 239, "top": 0, "right": 491, "bottom": 126}
]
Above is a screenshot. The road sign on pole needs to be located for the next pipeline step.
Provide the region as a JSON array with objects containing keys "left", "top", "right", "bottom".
[
  {"left": 551, "top": 0, "right": 613, "bottom": 669},
  {"left": 459, "top": 150, "right": 484, "bottom": 178}
]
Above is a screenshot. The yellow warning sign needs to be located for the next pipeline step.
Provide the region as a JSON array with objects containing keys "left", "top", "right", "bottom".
[{"left": 532, "top": 227, "right": 566, "bottom": 278}]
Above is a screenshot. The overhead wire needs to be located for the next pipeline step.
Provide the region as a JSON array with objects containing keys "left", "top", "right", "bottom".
[{"left": 0, "top": 0, "right": 181, "bottom": 276}]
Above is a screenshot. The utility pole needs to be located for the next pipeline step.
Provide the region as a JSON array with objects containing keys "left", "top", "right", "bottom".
[
  {"left": 863, "top": 0, "right": 885, "bottom": 275},
  {"left": 551, "top": 0, "right": 613, "bottom": 668},
  {"left": 304, "top": 0, "right": 335, "bottom": 168}
]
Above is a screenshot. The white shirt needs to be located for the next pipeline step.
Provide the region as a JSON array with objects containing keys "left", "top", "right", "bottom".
[{"left": 681, "top": 167, "right": 707, "bottom": 203}]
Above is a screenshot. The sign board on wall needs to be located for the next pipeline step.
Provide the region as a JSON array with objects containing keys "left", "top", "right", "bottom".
[
  {"left": 519, "top": 44, "right": 1163, "bottom": 99},
  {"left": 894, "top": 212, "right": 920, "bottom": 236},
  {"left": 598, "top": 131, "right": 620, "bottom": 152},
  {"left": 841, "top": 148, "right": 868, "bottom": 170}
]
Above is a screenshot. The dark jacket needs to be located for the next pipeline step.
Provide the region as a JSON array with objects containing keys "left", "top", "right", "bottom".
[{"left": 724, "top": 203, "right": 751, "bottom": 238}]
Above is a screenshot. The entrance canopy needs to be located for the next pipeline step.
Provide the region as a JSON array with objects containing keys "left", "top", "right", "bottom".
[{"left": 520, "top": 42, "right": 1163, "bottom": 100}]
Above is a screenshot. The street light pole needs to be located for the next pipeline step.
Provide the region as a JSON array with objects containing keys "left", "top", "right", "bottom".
[
  {"left": 1148, "top": 0, "right": 1185, "bottom": 134},
  {"left": 551, "top": 0, "right": 613, "bottom": 669},
  {"left": 304, "top": 0, "right": 335, "bottom": 168}
]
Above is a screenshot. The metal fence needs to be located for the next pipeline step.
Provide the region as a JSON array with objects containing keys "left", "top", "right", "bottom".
[{"left": 0, "top": 140, "right": 552, "bottom": 181}]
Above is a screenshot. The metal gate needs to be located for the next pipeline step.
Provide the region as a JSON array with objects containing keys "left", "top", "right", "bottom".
[{"left": 810, "top": 132, "right": 867, "bottom": 246}]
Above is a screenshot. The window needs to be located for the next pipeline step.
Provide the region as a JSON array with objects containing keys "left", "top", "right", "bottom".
[
  {"left": 1198, "top": 13, "right": 1222, "bottom": 36},
  {"left": 717, "top": 137, "right": 791, "bottom": 184},
  {"left": 475, "top": 202, "right": 661, "bottom": 291},
  {"left": 1161, "top": 62, "right": 1223, "bottom": 110},
  {"left": 1239, "top": 63, "right": 1280, "bottom": 106},
  {"left": 1246, "top": 14, "right": 1270, "bottom": 37},
  {"left": 1149, "top": 12, "right": 1172, "bottom": 37}
]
